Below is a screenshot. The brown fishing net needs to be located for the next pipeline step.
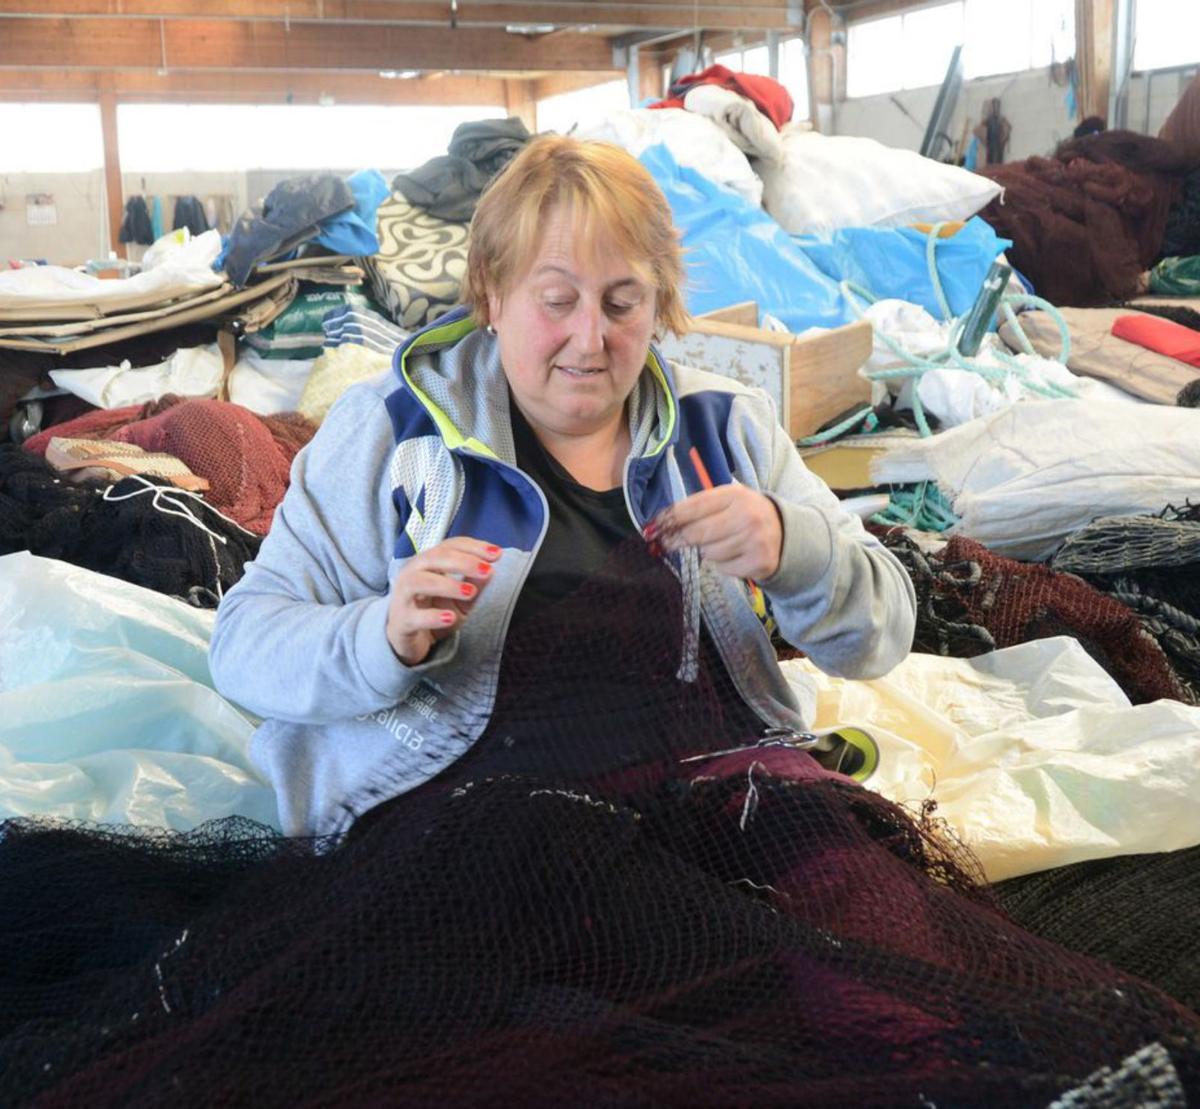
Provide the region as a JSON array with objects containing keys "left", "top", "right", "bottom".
[
  {"left": 873, "top": 527, "right": 1194, "bottom": 705},
  {"left": 23, "top": 395, "right": 317, "bottom": 535},
  {"left": 3, "top": 537, "right": 1199, "bottom": 1108}
]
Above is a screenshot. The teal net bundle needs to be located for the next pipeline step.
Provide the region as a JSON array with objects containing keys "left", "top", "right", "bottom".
[{"left": 3, "top": 536, "right": 1200, "bottom": 1108}]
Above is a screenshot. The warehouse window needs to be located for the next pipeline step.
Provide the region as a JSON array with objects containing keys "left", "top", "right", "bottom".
[
  {"left": 847, "top": 5, "right": 962, "bottom": 98},
  {"left": 0, "top": 103, "right": 103, "bottom": 171},
  {"left": 536, "top": 79, "right": 628, "bottom": 133},
  {"left": 118, "top": 104, "right": 507, "bottom": 173},
  {"left": 848, "top": 0, "right": 1074, "bottom": 97},
  {"left": 1133, "top": 0, "right": 1200, "bottom": 72},
  {"left": 963, "top": 0, "right": 1074, "bottom": 78}
]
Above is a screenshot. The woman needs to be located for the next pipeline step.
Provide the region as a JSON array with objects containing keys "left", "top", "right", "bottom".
[{"left": 209, "top": 135, "right": 916, "bottom": 838}]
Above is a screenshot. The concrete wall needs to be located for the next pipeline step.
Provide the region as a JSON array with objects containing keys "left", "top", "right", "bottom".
[
  {"left": 833, "top": 64, "right": 1200, "bottom": 159},
  {"left": 0, "top": 170, "right": 108, "bottom": 264},
  {"left": 833, "top": 66, "right": 1075, "bottom": 159}
]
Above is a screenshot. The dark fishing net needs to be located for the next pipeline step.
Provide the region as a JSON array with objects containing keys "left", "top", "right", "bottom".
[
  {"left": 0, "top": 443, "right": 261, "bottom": 607},
  {"left": 872, "top": 526, "right": 1194, "bottom": 705},
  {"left": 996, "top": 844, "right": 1200, "bottom": 1016},
  {"left": 1052, "top": 503, "right": 1200, "bottom": 702},
  {"left": 3, "top": 536, "right": 1200, "bottom": 1108}
]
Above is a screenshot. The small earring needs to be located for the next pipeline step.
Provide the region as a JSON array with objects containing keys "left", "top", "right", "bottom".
[{"left": 485, "top": 324, "right": 496, "bottom": 336}]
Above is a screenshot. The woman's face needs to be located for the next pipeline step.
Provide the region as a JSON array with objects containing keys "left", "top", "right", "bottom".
[{"left": 487, "top": 205, "right": 657, "bottom": 441}]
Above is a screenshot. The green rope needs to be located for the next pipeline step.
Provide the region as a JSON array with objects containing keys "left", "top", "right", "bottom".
[{"left": 823, "top": 226, "right": 1074, "bottom": 531}]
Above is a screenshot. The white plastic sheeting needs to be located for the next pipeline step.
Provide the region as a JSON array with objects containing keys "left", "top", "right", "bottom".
[
  {"left": 0, "top": 553, "right": 278, "bottom": 830},
  {"left": 870, "top": 398, "right": 1200, "bottom": 560},
  {"left": 0, "top": 230, "right": 223, "bottom": 315},
  {"left": 783, "top": 637, "right": 1200, "bottom": 882}
]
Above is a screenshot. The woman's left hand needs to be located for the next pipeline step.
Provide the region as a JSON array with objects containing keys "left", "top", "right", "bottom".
[{"left": 650, "top": 486, "right": 783, "bottom": 581}]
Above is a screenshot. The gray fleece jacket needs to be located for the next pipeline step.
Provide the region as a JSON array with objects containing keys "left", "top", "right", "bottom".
[{"left": 209, "top": 309, "right": 916, "bottom": 836}]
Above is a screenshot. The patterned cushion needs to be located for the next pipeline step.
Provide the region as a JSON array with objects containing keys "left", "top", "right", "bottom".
[{"left": 365, "top": 195, "right": 468, "bottom": 330}]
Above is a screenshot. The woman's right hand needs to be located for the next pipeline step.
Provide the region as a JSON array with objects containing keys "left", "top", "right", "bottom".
[{"left": 386, "top": 538, "right": 502, "bottom": 666}]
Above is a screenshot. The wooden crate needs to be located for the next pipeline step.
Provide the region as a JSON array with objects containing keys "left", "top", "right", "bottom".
[{"left": 657, "top": 308, "right": 874, "bottom": 440}]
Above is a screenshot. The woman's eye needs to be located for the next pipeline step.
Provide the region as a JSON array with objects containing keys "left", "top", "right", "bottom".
[
  {"left": 544, "top": 300, "right": 574, "bottom": 311},
  {"left": 606, "top": 302, "right": 636, "bottom": 316}
]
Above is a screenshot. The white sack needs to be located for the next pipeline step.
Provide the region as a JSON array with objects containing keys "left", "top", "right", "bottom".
[
  {"left": 758, "top": 126, "right": 1002, "bottom": 235},
  {"left": 228, "top": 351, "right": 316, "bottom": 415},
  {"left": 49, "top": 344, "right": 223, "bottom": 408},
  {"left": 575, "top": 108, "right": 763, "bottom": 207},
  {"left": 783, "top": 637, "right": 1200, "bottom": 882},
  {"left": 0, "top": 553, "right": 278, "bottom": 830},
  {"left": 870, "top": 398, "right": 1200, "bottom": 560}
]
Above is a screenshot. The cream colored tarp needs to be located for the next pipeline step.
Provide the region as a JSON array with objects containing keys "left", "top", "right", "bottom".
[{"left": 784, "top": 637, "right": 1200, "bottom": 882}]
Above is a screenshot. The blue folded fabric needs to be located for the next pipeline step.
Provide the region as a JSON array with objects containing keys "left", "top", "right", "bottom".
[{"left": 638, "top": 143, "right": 851, "bottom": 333}]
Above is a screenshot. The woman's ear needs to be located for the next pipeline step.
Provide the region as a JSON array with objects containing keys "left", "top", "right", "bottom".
[{"left": 486, "top": 289, "right": 503, "bottom": 329}]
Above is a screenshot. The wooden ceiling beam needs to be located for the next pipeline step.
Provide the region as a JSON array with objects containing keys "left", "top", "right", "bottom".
[
  {"left": 0, "top": 2, "right": 800, "bottom": 33},
  {"left": 0, "top": 16, "right": 624, "bottom": 72},
  {"left": 0, "top": 67, "right": 511, "bottom": 103}
]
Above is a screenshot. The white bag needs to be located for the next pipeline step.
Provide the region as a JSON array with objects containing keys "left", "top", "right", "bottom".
[
  {"left": 758, "top": 126, "right": 1002, "bottom": 234},
  {"left": 870, "top": 397, "right": 1200, "bottom": 560}
]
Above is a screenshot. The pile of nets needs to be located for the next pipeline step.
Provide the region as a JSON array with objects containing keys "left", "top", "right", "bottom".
[
  {"left": 3, "top": 538, "right": 1199, "bottom": 1106},
  {"left": 0, "top": 443, "right": 260, "bottom": 607},
  {"left": 1052, "top": 501, "right": 1200, "bottom": 703},
  {"left": 873, "top": 526, "right": 1193, "bottom": 705},
  {"left": 996, "top": 843, "right": 1200, "bottom": 1016},
  {"left": 22, "top": 394, "right": 317, "bottom": 535}
]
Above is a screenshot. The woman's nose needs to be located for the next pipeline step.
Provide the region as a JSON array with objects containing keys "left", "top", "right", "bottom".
[{"left": 572, "top": 302, "right": 606, "bottom": 355}]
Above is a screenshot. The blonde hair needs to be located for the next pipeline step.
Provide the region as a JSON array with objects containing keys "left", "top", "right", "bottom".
[{"left": 464, "top": 134, "right": 690, "bottom": 338}]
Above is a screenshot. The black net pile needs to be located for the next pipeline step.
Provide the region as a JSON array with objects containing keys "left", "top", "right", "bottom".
[
  {"left": 996, "top": 844, "right": 1200, "bottom": 1016},
  {"left": 1052, "top": 502, "right": 1200, "bottom": 703},
  {"left": 3, "top": 537, "right": 1200, "bottom": 1108},
  {"left": 0, "top": 443, "right": 260, "bottom": 607},
  {"left": 872, "top": 525, "right": 1194, "bottom": 705}
]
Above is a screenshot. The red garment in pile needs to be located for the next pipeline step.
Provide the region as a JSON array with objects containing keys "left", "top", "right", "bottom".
[
  {"left": 1113, "top": 314, "right": 1200, "bottom": 367},
  {"left": 23, "top": 395, "right": 316, "bottom": 535},
  {"left": 651, "top": 64, "right": 793, "bottom": 130}
]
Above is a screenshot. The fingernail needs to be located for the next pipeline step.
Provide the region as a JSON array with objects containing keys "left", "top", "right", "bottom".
[
  {"left": 642, "top": 521, "right": 659, "bottom": 538},
  {"left": 485, "top": 544, "right": 501, "bottom": 556},
  {"left": 460, "top": 582, "right": 476, "bottom": 598},
  {"left": 440, "top": 611, "right": 455, "bottom": 625},
  {"left": 476, "top": 562, "right": 493, "bottom": 576}
]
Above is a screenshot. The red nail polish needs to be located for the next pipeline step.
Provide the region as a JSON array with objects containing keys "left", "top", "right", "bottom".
[
  {"left": 460, "top": 582, "right": 475, "bottom": 598},
  {"left": 477, "top": 562, "right": 492, "bottom": 575},
  {"left": 440, "top": 611, "right": 455, "bottom": 625},
  {"left": 643, "top": 521, "right": 659, "bottom": 538},
  {"left": 485, "top": 544, "right": 501, "bottom": 556}
]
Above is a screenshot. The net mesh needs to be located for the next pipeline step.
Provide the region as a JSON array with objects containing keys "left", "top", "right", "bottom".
[
  {"left": 873, "top": 526, "right": 1194, "bottom": 705},
  {"left": 3, "top": 537, "right": 1199, "bottom": 1108},
  {"left": 1052, "top": 503, "right": 1200, "bottom": 702},
  {"left": 996, "top": 844, "right": 1200, "bottom": 1020}
]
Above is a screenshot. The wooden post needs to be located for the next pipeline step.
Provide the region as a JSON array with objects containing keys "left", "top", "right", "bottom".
[
  {"left": 503, "top": 78, "right": 536, "bottom": 132},
  {"left": 806, "top": 4, "right": 834, "bottom": 134},
  {"left": 1075, "top": 0, "right": 1113, "bottom": 122},
  {"left": 99, "top": 89, "right": 125, "bottom": 259}
]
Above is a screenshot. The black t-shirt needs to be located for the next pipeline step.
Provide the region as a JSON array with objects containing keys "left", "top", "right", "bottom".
[{"left": 446, "top": 400, "right": 764, "bottom": 778}]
